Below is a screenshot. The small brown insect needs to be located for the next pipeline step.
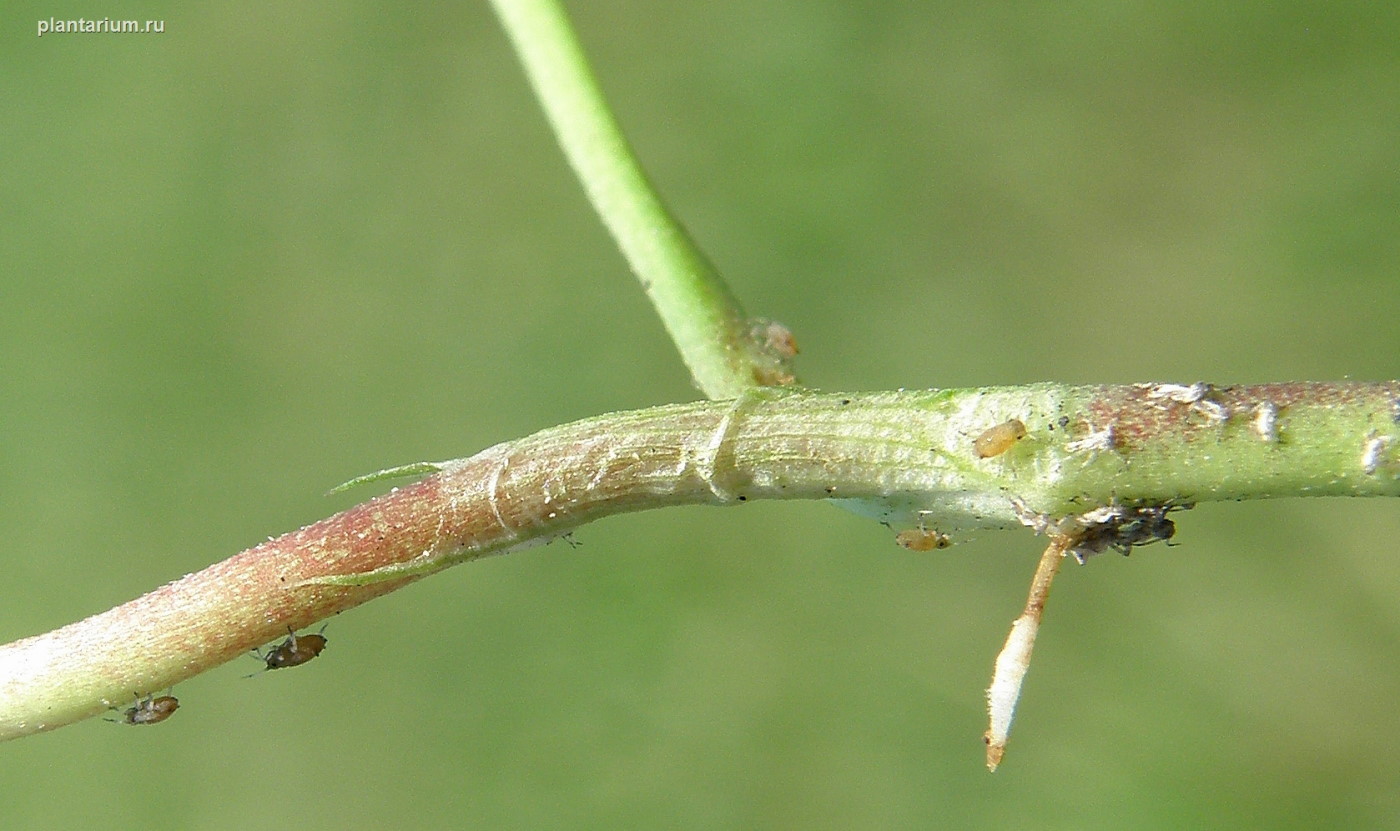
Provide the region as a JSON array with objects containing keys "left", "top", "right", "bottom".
[
  {"left": 895, "top": 527, "right": 952, "bottom": 551},
  {"left": 973, "top": 419, "right": 1027, "bottom": 459},
  {"left": 110, "top": 693, "right": 179, "bottom": 726},
  {"left": 251, "top": 626, "right": 328, "bottom": 673}
]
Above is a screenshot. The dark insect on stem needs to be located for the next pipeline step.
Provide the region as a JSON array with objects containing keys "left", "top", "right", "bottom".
[
  {"left": 249, "top": 626, "right": 329, "bottom": 674},
  {"left": 1067, "top": 503, "right": 1192, "bottom": 564},
  {"left": 107, "top": 693, "right": 179, "bottom": 725}
]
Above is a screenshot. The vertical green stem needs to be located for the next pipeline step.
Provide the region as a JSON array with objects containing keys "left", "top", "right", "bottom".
[{"left": 489, "top": 0, "right": 796, "bottom": 397}]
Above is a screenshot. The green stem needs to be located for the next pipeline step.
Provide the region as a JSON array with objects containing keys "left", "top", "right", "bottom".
[
  {"left": 489, "top": 0, "right": 796, "bottom": 397},
  {"left": 1, "top": 381, "right": 1395, "bottom": 739}
]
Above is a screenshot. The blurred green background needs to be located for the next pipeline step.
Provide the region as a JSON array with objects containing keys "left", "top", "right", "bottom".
[{"left": 4, "top": 1, "right": 1400, "bottom": 828}]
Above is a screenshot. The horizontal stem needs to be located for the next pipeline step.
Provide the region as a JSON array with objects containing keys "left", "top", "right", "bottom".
[{"left": 1, "top": 381, "right": 1396, "bottom": 739}]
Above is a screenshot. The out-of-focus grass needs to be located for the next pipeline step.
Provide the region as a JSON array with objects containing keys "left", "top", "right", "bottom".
[{"left": 2, "top": 2, "right": 1398, "bottom": 828}]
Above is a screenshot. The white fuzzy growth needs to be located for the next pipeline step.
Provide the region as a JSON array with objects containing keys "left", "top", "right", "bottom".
[
  {"left": 1144, "top": 382, "right": 1211, "bottom": 404},
  {"left": 1252, "top": 402, "right": 1279, "bottom": 443},
  {"left": 1066, "top": 424, "right": 1116, "bottom": 455},
  {"left": 1195, "top": 399, "right": 1230, "bottom": 422},
  {"left": 1362, "top": 433, "right": 1391, "bottom": 476},
  {"left": 986, "top": 615, "right": 1039, "bottom": 759},
  {"left": 1010, "top": 497, "right": 1080, "bottom": 538},
  {"left": 1010, "top": 498, "right": 1056, "bottom": 536},
  {"left": 1143, "top": 381, "right": 1229, "bottom": 422}
]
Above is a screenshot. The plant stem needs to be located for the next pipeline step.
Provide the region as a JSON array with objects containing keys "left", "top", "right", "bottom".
[
  {"left": 985, "top": 535, "right": 1067, "bottom": 772},
  {"left": 489, "top": 0, "right": 797, "bottom": 396},
  {"left": 1, "top": 381, "right": 1395, "bottom": 740}
]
